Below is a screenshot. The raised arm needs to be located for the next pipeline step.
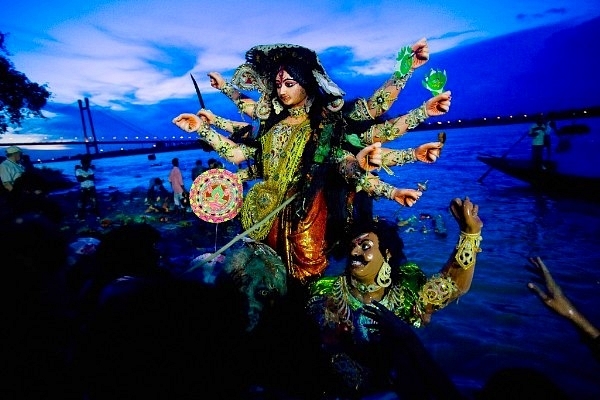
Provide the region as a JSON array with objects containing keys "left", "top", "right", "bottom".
[
  {"left": 528, "top": 256, "right": 600, "bottom": 341},
  {"left": 357, "top": 91, "right": 451, "bottom": 145},
  {"left": 172, "top": 113, "right": 253, "bottom": 165},
  {"left": 208, "top": 71, "right": 257, "bottom": 118},
  {"left": 337, "top": 143, "right": 423, "bottom": 207},
  {"left": 441, "top": 197, "right": 483, "bottom": 293},
  {"left": 347, "top": 38, "right": 430, "bottom": 121},
  {"left": 197, "top": 108, "right": 251, "bottom": 135}
]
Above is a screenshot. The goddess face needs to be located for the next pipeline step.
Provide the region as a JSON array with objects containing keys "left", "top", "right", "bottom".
[
  {"left": 348, "top": 232, "right": 386, "bottom": 281},
  {"left": 275, "top": 68, "right": 308, "bottom": 108}
]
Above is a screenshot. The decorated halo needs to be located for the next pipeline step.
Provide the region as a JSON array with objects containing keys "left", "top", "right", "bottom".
[{"left": 189, "top": 169, "right": 243, "bottom": 223}]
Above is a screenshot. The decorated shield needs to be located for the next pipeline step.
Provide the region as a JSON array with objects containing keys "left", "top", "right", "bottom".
[{"left": 189, "top": 168, "right": 243, "bottom": 223}]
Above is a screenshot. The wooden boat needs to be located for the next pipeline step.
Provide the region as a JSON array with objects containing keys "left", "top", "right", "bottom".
[
  {"left": 477, "top": 120, "right": 600, "bottom": 200},
  {"left": 477, "top": 155, "right": 600, "bottom": 201}
]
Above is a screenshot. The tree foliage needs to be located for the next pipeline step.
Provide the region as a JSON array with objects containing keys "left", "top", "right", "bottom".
[{"left": 0, "top": 32, "right": 51, "bottom": 134}]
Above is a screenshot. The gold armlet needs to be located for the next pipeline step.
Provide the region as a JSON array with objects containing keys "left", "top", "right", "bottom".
[
  {"left": 357, "top": 175, "right": 394, "bottom": 199},
  {"left": 214, "top": 136, "right": 237, "bottom": 159},
  {"left": 369, "top": 87, "right": 393, "bottom": 116},
  {"left": 196, "top": 123, "right": 213, "bottom": 138},
  {"left": 347, "top": 98, "right": 372, "bottom": 121},
  {"left": 377, "top": 120, "right": 402, "bottom": 142},
  {"left": 419, "top": 274, "right": 459, "bottom": 310},
  {"left": 359, "top": 126, "right": 375, "bottom": 144},
  {"left": 382, "top": 148, "right": 416, "bottom": 167},
  {"left": 214, "top": 116, "right": 230, "bottom": 131},
  {"left": 405, "top": 102, "right": 428, "bottom": 130},
  {"left": 238, "top": 144, "right": 255, "bottom": 160},
  {"left": 392, "top": 69, "right": 413, "bottom": 90},
  {"left": 455, "top": 232, "right": 482, "bottom": 270},
  {"left": 220, "top": 82, "right": 237, "bottom": 100}
]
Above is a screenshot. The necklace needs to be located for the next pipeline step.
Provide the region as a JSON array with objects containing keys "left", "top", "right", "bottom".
[
  {"left": 288, "top": 106, "right": 308, "bottom": 118},
  {"left": 350, "top": 276, "right": 382, "bottom": 294}
]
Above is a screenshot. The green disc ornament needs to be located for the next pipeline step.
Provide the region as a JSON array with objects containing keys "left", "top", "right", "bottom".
[
  {"left": 422, "top": 68, "right": 447, "bottom": 96},
  {"left": 394, "top": 46, "right": 413, "bottom": 79}
]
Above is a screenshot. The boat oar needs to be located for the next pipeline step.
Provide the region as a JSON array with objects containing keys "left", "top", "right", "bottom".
[
  {"left": 184, "top": 193, "right": 298, "bottom": 274},
  {"left": 477, "top": 131, "right": 529, "bottom": 183}
]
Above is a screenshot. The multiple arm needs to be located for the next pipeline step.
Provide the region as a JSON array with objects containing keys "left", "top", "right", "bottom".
[
  {"left": 348, "top": 38, "right": 430, "bottom": 121},
  {"left": 172, "top": 113, "right": 253, "bottom": 165},
  {"left": 175, "top": 38, "right": 448, "bottom": 207},
  {"left": 337, "top": 144, "right": 423, "bottom": 207},
  {"left": 357, "top": 92, "right": 451, "bottom": 145},
  {"left": 208, "top": 72, "right": 256, "bottom": 118}
]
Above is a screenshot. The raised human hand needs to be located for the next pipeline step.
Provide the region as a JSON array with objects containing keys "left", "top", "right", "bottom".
[
  {"left": 414, "top": 142, "right": 443, "bottom": 163},
  {"left": 207, "top": 71, "right": 226, "bottom": 90},
  {"left": 172, "top": 113, "right": 204, "bottom": 133},
  {"left": 425, "top": 91, "right": 452, "bottom": 116},
  {"left": 449, "top": 197, "right": 482, "bottom": 234},
  {"left": 527, "top": 257, "right": 576, "bottom": 319},
  {"left": 356, "top": 142, "right": 382, "bottom": 172},
  {"left": 392, "top": 188, "right": 422, "bottom": 207},
  {"left": 197, "top": 109, "right": 216, "bottom": 124},
  {"left": 411, "top": 37, "right": 429, "bottom": 70}
]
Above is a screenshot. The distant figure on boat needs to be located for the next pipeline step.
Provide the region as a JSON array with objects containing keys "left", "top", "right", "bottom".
[{"left": 528, "top": 116, "right": 550, "bottom": 170}]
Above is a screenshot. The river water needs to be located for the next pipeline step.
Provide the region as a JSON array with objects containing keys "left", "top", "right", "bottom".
[{"left": 38, "top": 119, "right": 600, "bottom": 398}]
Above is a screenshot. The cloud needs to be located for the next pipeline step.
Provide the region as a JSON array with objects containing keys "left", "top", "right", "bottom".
[{"left": 2, "top": 0, "right": 600, "bottom": 148}]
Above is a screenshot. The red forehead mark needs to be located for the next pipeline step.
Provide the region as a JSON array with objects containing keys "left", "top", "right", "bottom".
[{"left": 276, "top": 67, "right": 286, "bottom": 82}]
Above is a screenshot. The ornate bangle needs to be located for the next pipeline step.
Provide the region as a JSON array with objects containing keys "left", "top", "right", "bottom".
[
  {"left": 220, "top": 81, "right": 237, "bottom": 99},
  {"left": 382, "top": 148, "right": 416, "bottom": 167},
  {"left": 418, "top": 274, "right": 459, "bottom": 310},
  {"left": 392, "top": 69, "right": 413, "bottom": 90},
  {"left": 455, "top": 231, "right": 482, "bottom": 270},
  {"left": 347, "top": 98, "right": 373, "bottom": 121},
  {"left": 370, "top": 87, "right": 393, "bottom": 116},
  {"left": 359, "top": 126, "right": 376, "bottom": 144},
  {"left": 214, "top": 116, "right": 229, "bottom": 131},
  {"left": 359, "top": 176, "right": 394, "bottom": 199},
  {"left": 214, "top": 136, "right": 237, "bottom": 159},
  {"left": 196, "top": 123, "right": 212, "bottom": 138},
  {"left": 404, "top": 102, "right": 428, "bottom": 130},
  {"left": 238, "top": 143, "right": 256, "bottom": 160},
  {"left": 376, "top": 121, "right": 403, "bottom": 142}
]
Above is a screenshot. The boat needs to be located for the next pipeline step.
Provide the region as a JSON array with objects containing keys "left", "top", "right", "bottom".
[
  {"left": 477, "top": 121, "right": 600, "bottom": 201},
  {"left": 478, "top": 155, "right": 599, "bottom": 193}
]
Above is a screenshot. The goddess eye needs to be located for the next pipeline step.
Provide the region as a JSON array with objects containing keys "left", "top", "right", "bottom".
[{"left": 285, "top": 81, "right": 297, "bottom": 88}]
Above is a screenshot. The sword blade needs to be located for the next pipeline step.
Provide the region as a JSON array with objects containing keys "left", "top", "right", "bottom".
[{"left": 190, "top": 73, "right": 206, "bottom": 109}]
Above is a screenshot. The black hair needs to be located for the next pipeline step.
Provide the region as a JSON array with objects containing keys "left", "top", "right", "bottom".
[{"left": 348, "top": 218, "right": 407, "bottom": 267}]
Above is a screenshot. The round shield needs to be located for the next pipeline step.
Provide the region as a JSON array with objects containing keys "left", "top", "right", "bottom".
[{"left": 189, "top": 168, "right": 243, "bottom": 223}]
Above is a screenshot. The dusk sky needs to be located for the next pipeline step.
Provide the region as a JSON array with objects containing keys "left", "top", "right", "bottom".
[{"left": 1, "top": 0, "right": 599, "bottom": 151}]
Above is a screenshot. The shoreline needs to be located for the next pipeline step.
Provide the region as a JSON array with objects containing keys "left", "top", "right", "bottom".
[
  {"left": 40, "top": 185, "right": 243, "bottom": 273},
  {"left": 5, "top": 105, "right": 599, "bottom": 164}
]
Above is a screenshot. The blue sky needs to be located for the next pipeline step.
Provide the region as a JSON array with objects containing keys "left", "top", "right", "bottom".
[{"left": 1, "top": 0, "right": 599, "bottom": 152}]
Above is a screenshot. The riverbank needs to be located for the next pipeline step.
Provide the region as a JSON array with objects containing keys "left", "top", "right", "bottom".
[{"left": 34, "top": 186, "right": 243, "bottom": 274}]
